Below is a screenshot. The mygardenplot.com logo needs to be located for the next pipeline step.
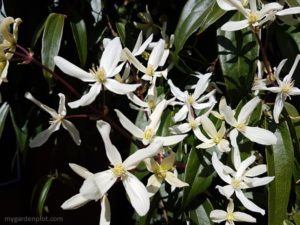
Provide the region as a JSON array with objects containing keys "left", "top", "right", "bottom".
[{"left": 4, "top": 216, "right": 63, "bottom": 224}]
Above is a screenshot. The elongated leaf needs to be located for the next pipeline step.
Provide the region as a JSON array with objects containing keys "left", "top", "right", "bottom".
[
  {"left": 173, "top": 0, "right": 225, "bottom": 60},
  {"left": 30, "top": 19, "right": 46, "bottom": 49},
  {"left": 181, "top": 146, "right": 214, "bottom": 210},
  {"left": 0, "top": 102, "right": 9, "bottom": 138},
  {"left": 217, "top": 13, "right": 258, "bottom": 106},
  {"left": 41, "top": 13, "right": 65, "bottom": 89},
  {"left": 70, "top": 19, "right": 87, "bottom": 67},
  {"left": 116, "top": 22, "right": 126, "bottom": 45},
  {"left": 266, "top": 121, "right": 294, "bottom": 225},
  {"left": 37, "top": 176, "right": 55, "bottom": 216},
  {"left": 189, "top": 198, "right": 213, "bottom": 225},
  {"left": 285, "top": 0, "right": 300, "bottom": 7}
]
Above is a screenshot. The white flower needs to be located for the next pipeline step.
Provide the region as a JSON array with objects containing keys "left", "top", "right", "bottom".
[
  {"left": 252, "top": 60, "right": 268, "bottom": 96},
  {"left": 0, "top": 55, "right": 9, "bottom": 85},
  {"left": 123, "top": 39, "right": 168, "bottom": 82},
  {"left": 54, "top": 37, "right": 140, "bottom": 108},
  {"left": 196, "top": 116, "right": 231, "bottom": 152},
  {"left": 168, "top": 73, "right": 216, "bottom": 122},
  {"left": 217, "top": 0, "right": 283, "bottom": 31},
  {"left": 220, "top": 96, "right": 277, "bottom": 145},
  {"left": 94, "top": 120, "right": 163, "bottom": 216},
  {"left": 115, "top": 99, "right": 187, "bottom": 146},
  {"left": 25, "top": 92, "right": 81, "bottom": 147},
  {"left": 212, "top": 151, "right": 274, "bottom": 215},
  {"left": 210, "top": 199, "right": 256, "bottom": 224},
  {"left": 264, "top": 55, "right": 300, "bottom": 123},
  {"left": 144, "top": 152, "right": 188, "bottom": 197}
]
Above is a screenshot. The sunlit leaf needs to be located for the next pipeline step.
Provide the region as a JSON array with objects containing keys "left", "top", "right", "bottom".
[
  {"left": 70, "top": 19, "right": 87, "bottom": 67},
  {"left": 0, "top": 102, "right": 9, "bottom": 139},
  {"left": 189, "top": 198, "right": 213, "bottom": 225},
  {"left": 37, "top": 175, "right": 55, "bottom": 216}
]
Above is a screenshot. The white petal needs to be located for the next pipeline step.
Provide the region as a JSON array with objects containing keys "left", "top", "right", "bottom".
[
  {"left": 221, "top": 20, "right": 249, "bottom": 31},
  {"left": 217, "top": 139, "right": 231, "bottom": 152},
  {"left": 196, "top": 141, "right": 215, "bottom": 149},
  {"left": 105, "top": 79, "right": 140, "bottom": 95},
  {"left": 244, "top": 165, "right": 266, "bottom": 177},
  {"left": 122, "top": 172, "right": 150, "bottom": 216},
  {"left": 100, "top": 37, "right": 122, "bottom": 76},
  {"left": 210, "top": 209, "right": 227, "bottom": 223},
  {"left": 148, "top": 39, "right": 165, "bottom": 69},
  {"left": 25, "top": 92, "right": 57, "bottom": 118},
  {"left": 235, "top": 189, "right": 265, "bottom": 215},
  {"left": 154, "top": 134, "right": 187, "bottom": 146},
  {"left": 123, "top": 48, "right": 146, "bottom": 73},
  {"left": 127, "top": 93, "right": 148, "bottom": 108},
  {"left": 229, "top": 129, "right": 241, "bottom": 170},
  {"left": 165, "top": 172, "right": 189, "bottom": 187},
  {"left": 201, "top": 116, "right": 217, "bottom": 138},
  {"left": 238, "top": 97, "right": 260, "bottom": 124},
  {"left": 68, "top": 83, "right": 102, "bottom": 108},
  {"left": 29, "top": 122, "right": 60, "bottom": 148},
  {"left": 273, "top": 94, "right": 284, "bottom": 123},
  {"left": 69, "top": 163, "right": 93, "bottom": 179},
  {"left": 149, "top": 99, "right": 167, "bottom": 130},
  {"left": 100, "top": 195, "right": 111, "bottom": 225},
  {"left": 249, "top": 176, "right": 274, "bottom": 187},
  {"left": 167, "top": 79, "right": 186, "bottom": 102},
  {"left": 242, "top": 126, "right": 277, "bottom": 145},
  {"left": 134, "top": 33, "right": 153, "bottom": 56},
  {"left": 146, "top": 175, "right": 162, "bottom": 197},
  {"left": 217, "top": 185, "right": 235, "bottom": 199},
  {"left": 58, "top": 93, "right": 67, "bottom": 116},
  {"left": 96, "top": 120, "right": 122, "bottom": 165},
  {"left": 217, "top": 0, "right": 242, "bottom": 11},
  {"left": 220, "top": 104, "right": 237, "bottom": 126},
  {"left": 80, "top": 176, "right": 102, "bottom": 200},
  {"left": 94, "top": 170, "right": 117, "bottom": 196},
  {"left": 236, "top": 155, "right": 256, "bottom": 178},
  {"left": 233, "top": 211, "right": 256, "bottom": 223},
  {"left": 169, "top": 123, "right": 191, "bottom": 134},
  {"left": 123, "top": 140, "right": 163, "bottom": 169},
  {"left": 62, "top": 120, "right": 81, "bottom": 145},
  {"left": 61, "top": 193, "right": 89, "bottom": 210},
  {"left": 54, "top": 56, "right": 94, "bottom": 82},
  {"left": 173, "top": 105, "right": 189, "bottom": 122},
  {"left": 192, "top": 73, "right": 211, "bottom": 100},
  {"left": 289, "top": 87, "right": 300, "bottom": 96},
  {"left": 114, "top": 109, "right": 144, "bottom": 139},
  {"left": 212, "top": 152, "right": 232, "bottom": 184},
  {"left": 277, "top": 7, "right": 300, "bottom": 16}
]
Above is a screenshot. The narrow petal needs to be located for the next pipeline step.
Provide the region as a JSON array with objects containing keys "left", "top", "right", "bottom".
[
  {"left": 127, "top": 93, "right": 148, "bottom": 108},
  {"left": 236, "top": 155, "right": 256, "bottom": 178},
  {"left": 96, "top": 120, "right": 122, "bottom": 165},
  {"left": 173, "top": 105, "right": 189, "bottom": 122},
  {"left": 210, "top": 209, "right": 227, "bottom": 223},
  {"left": 249, "top": 176, "right": 274, "bottom": 187},
  {"left": 100, "top": 195, "right": 111, "bottom": 225},
  {"left": 217, "top": 139, "right": 231, "bottom": 152},
  {"left": 123, "top": 172, "right": 150, "bottom": 216},
  {"left": 114, "top": 109, "right": 144, "bottom": 139},
  {"left": 242, "top": 126, "right": 277, "bottom": 145},
  {"left": 58, "top": 93, "right": 67, "bottom": 116},
  {"left": 105, "top": 79, "right": 140, "bottom": 95},
  {"left": 216, "top": 0, "right": 243, "bottom": 11},
  {"left": 235, "top": 189, "right": 265, "bottom": 215},
  {"left": 146, "top": 174, "right": 162, "bottom": 197},
  {"left": 94, "top": 170, "right": 117, "bottom": 196},
  {"left": 273, "top": 94, "right": 284, "bottom": 123},
  {"left": 100, "top": 37, "right": 122, "bottom": 75},
  {"left": 148, "top": 39, "right": 165, "bottom": 69},
  {"left": 149, "top": 99, "right": 167, "bottom": 130},
  {"left": 61, "top": 194, "right": 89, "bottom": 210},
  {"left": 80, "top": 176, "right": 102, "bottom": 200},
  {"left": 62, "top": 120, "right": 81, "bottom": 145},
  {"left": 220, "top": 104, "right": 237, "bottom": 126},
  {"left": 227, "top": 199, "right": 234, "bottom": 213},
  {"left": 161, "top": 152, "right": 176, "bottom": 170},
  {"left": 167, "top": 79, "right": 186, "bottom": 102},
  {"left": 192, "top": 73, "right": 211, "bottom": 100},
  {"left": 134, "top": 33, "right": 153, "bottom": 56},
  {"left": 244, "top": 165, "right": 267, "bottom": 177},
  {"left": 221, "top": 20, "right": 249, "bottom": 31},
  {"left": 286, "top": 54, "right": 300, "bottom": 80},
  {"left": 196, "top": 141, "right": 215, "bottom": 149},
  {"left": 54, "top": 56, "right": 94, "bottom": 82},
  {"left": 169, "top": 123, "right": 191, "bottom": 134},
  {"left": 154, "top": 134, "right": 187, "bottom": 146},
  {"left": 123, "top": 140, "right": 163, "bottom": 169},
  {"left": 68, "top": 83, "right": 102, "bottom": 108},
  {"left": 233, "top": 212, "right": 256, "bottom": 223},
  {"left": 29, "top": 123, "right": 60, "bottom": 148},
  {"left": 217, "top": 185, "right": 235, "bottom": 199},
  {"left": 238, "top": 97, "right": 260, "bottom": 124},
  {"left": 123, "top": 48, "right": 147, "bottom": 73},
  {"left": 212, "top": 152, "right": 232, "bottom": 184},
  {"left": 201, "top": 116, "right": 218, "bottom": 138},
  {"left": 69, "top": 163, "right": 93, "bottom": 179},
  {"left": 276, "top": 7, "right": 300, "bottom": 16},
  {"left": 289, "top": 87, "right": 300, "bottom": 96},
  {"left": 165, "top": 172, "right": 189, "bottom": 187},
  {"left": 229, "top": 129, "right": 241, "bottom": 170}
]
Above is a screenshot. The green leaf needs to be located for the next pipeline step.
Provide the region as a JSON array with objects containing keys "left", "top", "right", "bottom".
[
  {"left": 41, "top": 13, "right": 65, "bottom": 89},
  {"left": 181, "top": 146, "right": 214, "bottom": 210},
  {"left": 116, "top": 22, "right": 126, "bottom": 45},
  {"left": 30, "top": 19, "right": 46, "bottom": 49},
  {"left": 189, "top": 198, "right": 213, "bottom": 225},
  {"left": 70, "top": 19, "right": 87, "bottom": 67},
  {"left": 285, "top": 0, "right": 300, "bottom": 7},
  {"left": 0, "top": 102, "right": 10, "bottom": 139},
  {"left": 37, "top": 176, "right": 55, "bottom": 216},
  {"left": 266, "top": 121, "right": 294, "bottom": 225},
  {"left": 173, "top": 0, "right": 225, "bottom": 60},
  {"left": 217, "top": 13, "right": 258, "bottom": 106}
]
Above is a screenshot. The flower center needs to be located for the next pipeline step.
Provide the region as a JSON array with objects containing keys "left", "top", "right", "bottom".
[
  {"left": 226, "top": 212, "right": 235, "bottom": 223},
  {"left": 111, "top": 164, "right": 126, "bottom": 177},
  {"left": 189, "top": 119, "right": 198, "bottom": 129},
  {"left": 146, "top": 64, "right": 154, "bottom": 76},
  {"left": 50, "top": 115, "right": 64, "bottom": 124},
  {"left": 235, "top": 123, "right": 246, "bottom": 132},
  {"left": 154, "top": 166, "right": 167, "bottom": 179},
  {"left": 281, "top": 81, "right": 294, "bottom": 95},
  {"left": 248, "top": 12, "right": 258, "bottom": 24},
  {"left": 231, "top": 179, "right": 241, "bottom": 189},
  {"left": 187, "top": 95, "right": 194, "bottom": 105},
  {"left": 147, "top": 99, "right": 156, "bottom": 110},
  {"left": 213, "top": 135, "right": 221, "bottom": 144},
  {"left": 91, "top": 67, "right": 106, "bottom": 83},
  {"left": 144, "top": 128, "right": 154, "bottom": 141}
]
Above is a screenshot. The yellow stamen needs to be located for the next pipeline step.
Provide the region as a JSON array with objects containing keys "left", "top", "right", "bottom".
[
  {"left": 154, "top": 166, "right": 167, "bottom": 179},
  {"left": 281, "top": 81, "right": 294, "bottom": 95},
  {"left": 213, "top": 136, "right": 221, "bottom": 144},
  {"left": 231, "top": 179, "right": 241, "bottom": 189},
  {"left": 90, "top": 67, "right": 106, "bottom": 82},
  {"left": 147, "top": 99, "right": 156, "bottom": 110},
  {"left": 187, "top": 95, "right": 194, "bottom": 105},
  {"left": 189, "top": 120, "right": 198, "bottom": 129},
  {"left": 143, "top": 128, "right": 154, "bottom": 141},
  {"left": 235, "top": 123, "right": 246, "bottom": 132},
  {"left": 111, "top": 164, "right": 126, "bottom": 177},
  {"left": 248, "top": 12, "right": 258, "bottom": 24},
  {"left": 146, "top": 64, "right": 154, "bottom": 76},
  {"left": 226, "top": 212, "right": 235, "bottom": 222}
]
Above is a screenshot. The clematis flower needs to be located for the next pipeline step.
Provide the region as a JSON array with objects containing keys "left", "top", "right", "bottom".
[
  {"left": 123, "top": 39, "right": 168, "bottom": 82},
  {"left": 94, "top": 120, "right": 163, "bottom": 216},
  {"left": 54, "top": 37, "right": 140, "bottom": 108},
  {"left": 0, "top": 50, "right": 9, "bottom": 85},
  {"left": 61, "top": 164, "right": 111, "bottom": 225},
  {"left": 251, "top": 60, "right": 268, "bottom": 96},
  {"left": 212, "top": 151, "right": 274, "bottom": 215},
  {"left": 144, "top": 152, "right": 188, "bottom": 197},
  {"left": 115, "top": 99, "right": 187, "bottom": 146},
  {"left": 220, "top": 96, "right": 277, "bottom": 145},
  {"left": 263, "top": 55, "right": 300, "bottom": 123},
  {"left": 217, "top": 0, "right": 283, "bottom": 31},
  {"left": 196, "top": 116, "right": 231, "bottom": 152},
  {"left": 210, "top": 199, "right": 256, "bottom": 224},
  {"left": 25, "top": 92, "right": 81, "bottom": 147},
  {"left": 168, "top": 73, "right": 216, "bottom": 122}
]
